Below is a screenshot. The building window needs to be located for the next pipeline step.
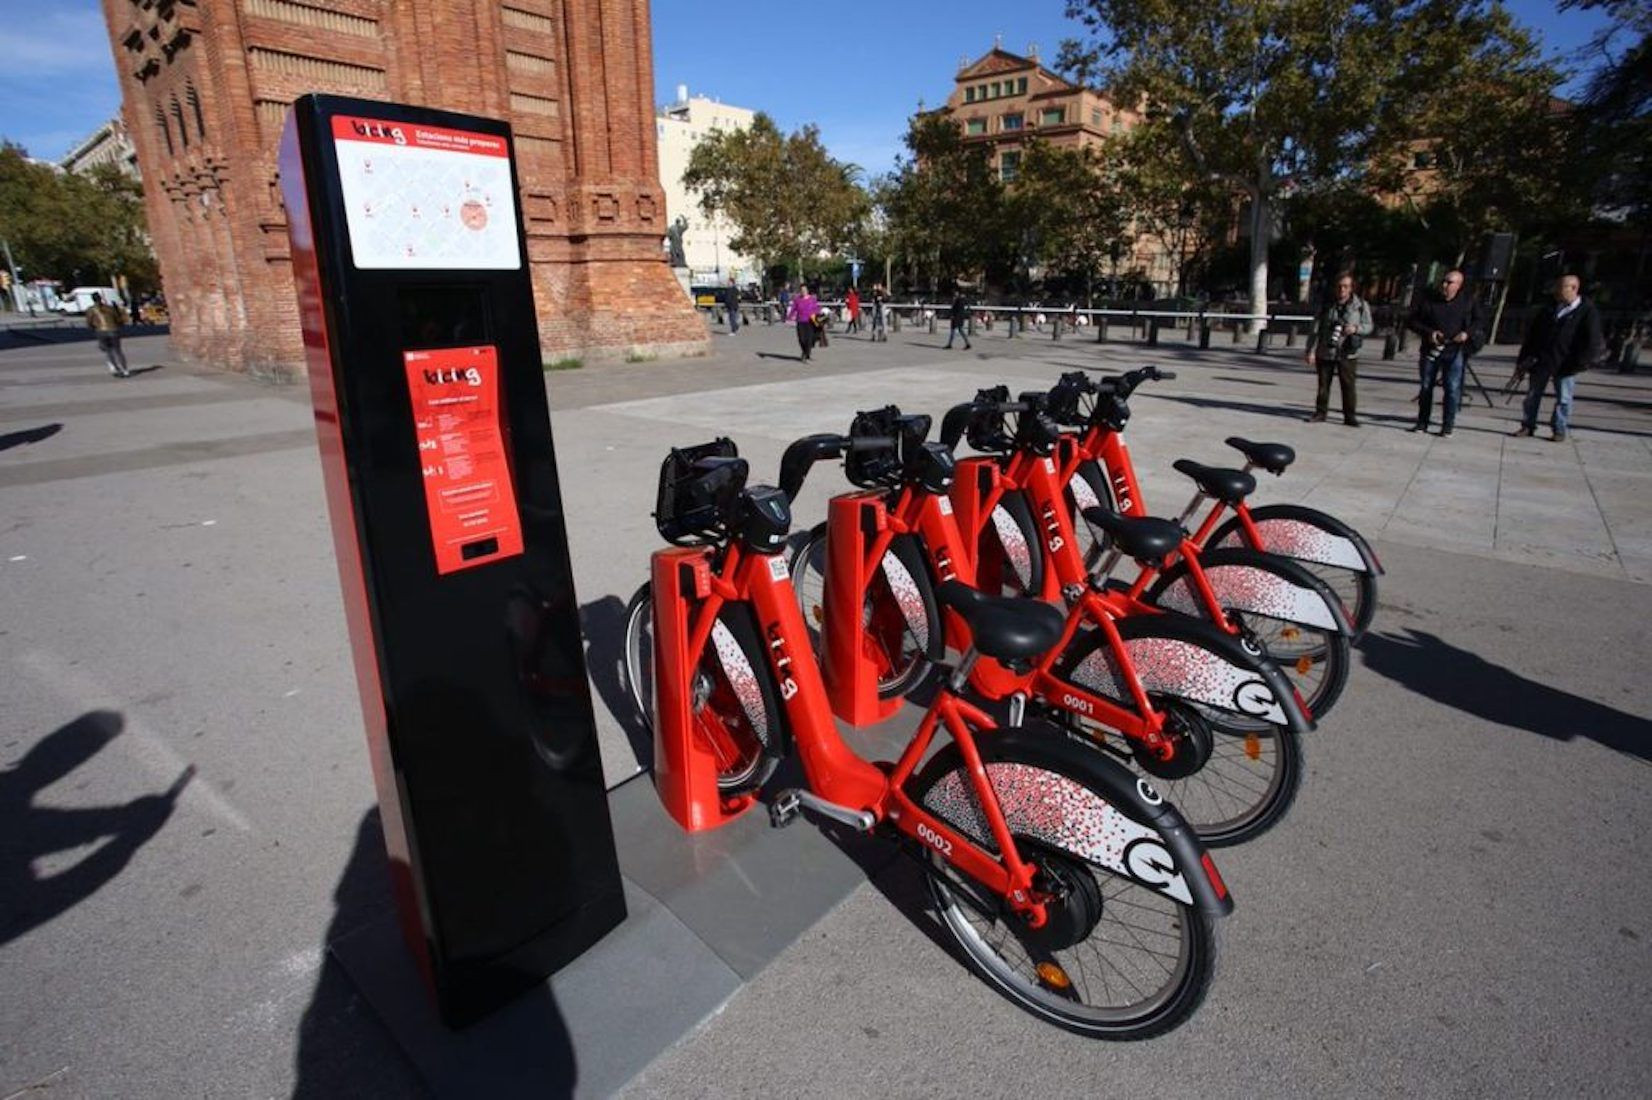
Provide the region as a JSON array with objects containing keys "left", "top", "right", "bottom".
[
  {"left": 171, "top": 96, "right": 189, "bottom": 148},
  {"left": 1041, "top": 108, "right": 1063, "bottom": 126},
  {"left": 990, "top": 81, "right": 1001, "bottom": 97},
  {"left": 187, "top": 83, "right": 205, "bottom": 138},
  {"left": 1017, "top": 77, "right": 1027, "bottom": 94},
  {"left": 965, "top": 118, "right": 986, "bottom": 135},
  {"left": 1091, "top": 108, "right": 1102, "bottom": 126},
  {"left": 1002, "top": 113, "right": 1023, "bottom": 132},
  {"left": 965, "top": 86, "right": 976, "bottom": 103},
  {"left": 154, "top": 104, "right": 173, "bottom": 156},
  {"left": 1413, "top": 150, "right": 1434, "bottom": 169},
  {"left": 1000, "top": 151, "right": 1021, "bottom": 181}
]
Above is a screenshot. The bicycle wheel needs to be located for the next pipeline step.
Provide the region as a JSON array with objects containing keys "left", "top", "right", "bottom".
[
  {"left": 1059, "top": 628, "right": 1305, "bottom": 846},
  {"left": 1065, "top": 460, "right": 1115, "bottom": 573},
  {"left": 790, "top": 525, "right": 940, "bottom": 699},
  {"left": 974, "top": 492, "right": 1045, "bottom": 599},
  {"left": 1131, "top": 700, "right": 1304, "bottom": 848},
  {"left": 622, "top": 584, "right": 782, "bottom": 793},
  {"left": 911, "top": 732, "right": 1219, "bottom": 1039}
]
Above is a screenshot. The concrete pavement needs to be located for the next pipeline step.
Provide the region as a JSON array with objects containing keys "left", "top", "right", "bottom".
[{"left": 1, "top": 320, "right": 1648, "bottom": 1096}]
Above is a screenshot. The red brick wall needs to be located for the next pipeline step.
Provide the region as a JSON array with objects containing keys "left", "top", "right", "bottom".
[{"left": 101, "top": 0, "right": 707, "bottom": 377}]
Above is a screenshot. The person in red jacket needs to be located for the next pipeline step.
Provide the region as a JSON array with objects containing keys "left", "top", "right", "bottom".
[{"left": 845, "top": 286, "right": 861, "bottom": 334}]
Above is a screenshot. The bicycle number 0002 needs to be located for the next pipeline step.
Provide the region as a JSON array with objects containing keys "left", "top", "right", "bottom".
[{"left": 917, "top": 822, "right": 953, "bottom": 856}]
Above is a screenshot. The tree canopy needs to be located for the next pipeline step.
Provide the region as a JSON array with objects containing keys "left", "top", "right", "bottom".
[
  {"left": 0, "top": 144, "right": 156, "bottom": 293},
  {"left": 682, "top": 114, "right": 868, "bottom": 277}
]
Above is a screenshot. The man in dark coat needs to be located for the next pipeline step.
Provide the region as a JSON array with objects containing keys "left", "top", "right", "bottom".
[
  {"left": 1513, "top": 274, "right": 1603, "bottom": 442},
  {"left": 944, "top": 290, "right": 972, "bottom": 350},
  {"left": 1406, "top": 269, "right": 1483, "bottom": 436},
  {"left": 723, "top": 277, "right": 741, "bottom": 334}
]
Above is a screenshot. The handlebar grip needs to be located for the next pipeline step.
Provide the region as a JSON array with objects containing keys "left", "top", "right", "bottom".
[
  {"left": 847, "top": 435, "right": 895, "bottom": 453},
  {"left": 777, "top": 432, "right": 850, "bottom": 503},
  {"left": 1155, "top": 369, "right": 1177, "bottom": 381}
]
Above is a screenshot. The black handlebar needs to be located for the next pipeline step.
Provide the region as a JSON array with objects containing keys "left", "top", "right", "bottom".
[{"left": 778, "top": 432, "right": 898, "bottom": 502}]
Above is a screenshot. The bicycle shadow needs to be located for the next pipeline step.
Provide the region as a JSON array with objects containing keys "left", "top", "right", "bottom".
[
  {"left": 0, "top": 710, "right": 190, "bottom": 947},
  {"left": 1357, "top": 628, "right": 1651, "bottom": 763},
  {"left": 581, "top": 595, "right": 654, "bottom": 774},
  {"left": 0, "top": 423, "right": 62, "bottom": 452}
]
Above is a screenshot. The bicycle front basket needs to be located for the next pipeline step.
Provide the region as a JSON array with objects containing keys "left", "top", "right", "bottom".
[{"left": 655, "top": 438, "right": 748, "bottom": 545}]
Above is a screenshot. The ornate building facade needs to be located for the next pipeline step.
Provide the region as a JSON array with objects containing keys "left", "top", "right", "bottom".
[{"left": 100, "top": 0, "right": 707, "bottom": 377}]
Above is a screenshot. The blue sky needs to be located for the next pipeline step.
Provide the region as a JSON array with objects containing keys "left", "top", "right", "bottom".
[{"left": 0, "top": 0, "right": 1619, "bottom": 169}]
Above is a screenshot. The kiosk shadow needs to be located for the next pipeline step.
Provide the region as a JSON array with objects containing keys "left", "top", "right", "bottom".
[
  {"left": 291, "top": 809, "right": 578, "bottom": 1098},
  {"left": 0, "top": 423, "right": 61, "bottom": 451},
  {"left": 581, "top": 596, "right": 652, "bottom": 774},
  {"left": 0, "top": 710, "right": 189, "bottom": 947},
  {"left": 1359, "top": 628, "right": 1651, "bottom": 763}
]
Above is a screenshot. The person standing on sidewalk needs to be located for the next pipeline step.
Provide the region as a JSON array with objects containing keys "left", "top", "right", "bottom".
[
  {"left": 944, "top": 289, "right": 972, "bottom": 350},
  {"left": 1513, "top": 274, "right": 1603, "bottom": 442},
  {"left": 85, "top": 293, "right": 130, "bottom": 378},
  {"left": 723, "top": 277, "right": 741, "bottom": 334},
  {"left": 845, "top": 286, "right": 861, "bottom": 334},
  {"left": 869, "top": 283, "right": 888, "bottom": 342},
  {"left": 1304, "top": 273, "right": 1374, "bottom": 426},
  {"left": 1405, "top": 269, "right": 1483, "bottom": 436},
  {"left": 787, "top": 283, "right": 819, "bottom": 362}
]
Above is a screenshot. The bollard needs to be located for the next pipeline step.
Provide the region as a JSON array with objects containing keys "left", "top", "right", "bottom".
[
  {"left": 1397, "top": 327, "right": 1408, "bottom": 354},
  {"left": 1052, "top": 316, "right": 1062, "bottom": 340},
  {"left": 1382, "top": 332, "right": 1397, "bottom": 360},
  {"left": 892, "top": 308, "right": 902, "bottom": 333},
  {"left": 1146, "top": 318, "right": 1159, "bottom": 347},
  {"left": 1284, "top": 324, "right": 1296, "bottom": 348},
  {"left": 1199, "top": 315, "right": 1211, "bottom": 349},
  {"left": 1255, "top": 327, "right": 1268, "bottom": 354},
  {"left": 968, "top": 314, "right": 975, "bottom": 337},
  {"left": 1231, "top": 321, "right": 1242, "bottom": 344},
  {"left": 1007, "top": 310, "right": 1017, "bottom": 338},
  {"left": 1096, "top": 315, "right": 1107, "bottom": 343},
  {"left": 928, "top": 312, "right": 937, "bottom": 335}
]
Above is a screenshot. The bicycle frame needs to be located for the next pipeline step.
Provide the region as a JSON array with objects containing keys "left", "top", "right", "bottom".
[{"left": 651, "top": 538, "right": 1059, "bottom": 925}]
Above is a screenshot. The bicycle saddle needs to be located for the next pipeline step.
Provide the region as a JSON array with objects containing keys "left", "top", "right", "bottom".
[
  {"left": 1224, "top": 436, "right": 1296, "bottom": 475},
  {"left": 1081, "top": 508, "right": 1185, "bottom": 567},
  {"left": 935, "top": 581, "right": 1065, "bottom": 662},
  {"left": 1171, "top": 460, "right": 1257, "bottom": 504}
]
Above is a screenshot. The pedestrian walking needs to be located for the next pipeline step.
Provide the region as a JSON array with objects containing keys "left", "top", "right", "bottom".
[
  {"left": 724, "top": 277, "right": 741, "bottom": 334},
  {"left": 944, "top": 290, "right": 972, "bottom": 350},
  {"left": 1512, "top": 274, "right": 1603, "bottom": 442},
  {"left": 777, "top": 282, "right": 792, "bottom": 322},
  {"left": 1405, "top": 269, "right": 1483, "bottom": 436},
  {"left": 869, "top": 283, "right": 888, "bottom": 342},
  {"left": 845, "top": 287, "right": 861, "bottom": 334},
  {"left": 787, "top": 283, "right": 819, "bottom": 361},
  {"left": 1304, "top": 273, "right": 1374, "bottom": 426},
  {"left": 86, "top": 292, "right": 130, "bottom": 378}
]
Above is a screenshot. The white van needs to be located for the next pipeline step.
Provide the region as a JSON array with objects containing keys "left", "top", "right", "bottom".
[{"left": 57, "top": 287, "right": 123, "bottom": 315}]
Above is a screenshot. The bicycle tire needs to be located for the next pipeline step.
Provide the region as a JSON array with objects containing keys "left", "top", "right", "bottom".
[
  {"left": 789, "top": 525, "right": 942, "bottom": 700},
  {"left": 1143, "top": 552, "right": 1353, "bottom": 723},
  {"left": 1206, "top": 506, "right": 1379, "bottom": 639},
  {"left": 1058, "top": 627, "right": 1306, "bottom": 846},
  {"left": 621, "top": 583, "right": 783, "bottom": 793},
  {"left": 910, "top": 725, "right": 1219, "bottom": 1039},
  {"left": 1065, "top": 460, "right": 1116, "bottom": 573},
  {"left": 973, "top": 491, "right": 1045, "bottom": 600}
]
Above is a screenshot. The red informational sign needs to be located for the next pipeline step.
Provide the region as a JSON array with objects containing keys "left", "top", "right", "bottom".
[{"left": 404, "top": 345, "right": 524, "bottom": 574}]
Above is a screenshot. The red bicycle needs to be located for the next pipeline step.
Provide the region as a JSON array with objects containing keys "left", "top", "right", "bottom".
[
  {"left": 787, "top": 408, "right": 1316, "bottom": 846},
  {"left": 635, "top": 438, "right": 1232, "bottom": 1038},
  {"left": 1046, "top": 367, "right": 1383, "bottom": 638},
  {"left": 940, "top": 386, "right": 1354, "bottom": 725}
]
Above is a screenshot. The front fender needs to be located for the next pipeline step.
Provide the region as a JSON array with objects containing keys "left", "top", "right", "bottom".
[
  {"left": 912, "top": 724, "right": 1232, "bottom": 917},
  {"left": 1057, "top": 613, "right": 1314, "bottom": 734},
  {"left": 1147, "top": 547, "right": 1353, "bottom": 635}
]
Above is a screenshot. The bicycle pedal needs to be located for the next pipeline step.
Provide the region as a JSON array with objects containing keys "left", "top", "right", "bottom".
[{"left": 769, "top": 790, "right": 802, "bottom": 829}]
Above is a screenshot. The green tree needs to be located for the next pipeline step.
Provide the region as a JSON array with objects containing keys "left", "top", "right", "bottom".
[
  {"left": 880, "top": 113, "right": 1008, "bottom": 289},
  {"left": 1009, "top": 140, "right": 1132, "bottom": 303},
  {"left": 0, "top": 143, "right": 156, "bottom": 295},
  {"left": 1564, "top": 0, "right": 1652, "bottom": 230},
  {"left": 1058, "top": 0, "right": 1559, "bottom": 324},
  {"left": 682, "top": 114, "right": 868, "bottom": 279},
  {"left": 1110, "top": 126, "right": 1230, "bottom": 297}
]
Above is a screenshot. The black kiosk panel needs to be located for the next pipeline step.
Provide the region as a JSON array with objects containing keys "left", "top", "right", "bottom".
[{"left": 280, "top": 94, "right": 625, "bottom": 1026}]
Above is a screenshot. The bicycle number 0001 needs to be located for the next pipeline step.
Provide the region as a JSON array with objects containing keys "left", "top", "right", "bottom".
[{"left": 917, "top": 822, "right": 953, "bottom": 856}]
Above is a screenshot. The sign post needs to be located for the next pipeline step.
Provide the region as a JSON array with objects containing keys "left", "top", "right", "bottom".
[{"left": 280, "top": 94, "right": 625, "bottom": 1027}]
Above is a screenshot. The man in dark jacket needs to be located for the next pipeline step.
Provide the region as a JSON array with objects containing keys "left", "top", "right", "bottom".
[
  {"left": 723, "top": 278, "right": 741, "bottom": 334},
  {"left": 1406, "top": 269, "right": 1483, "bottom": 436},
  {"left": 1513, "top": 274, "right": 1602, "bottom": 442},
  {"left": 944, "top": 290, "right": 972, "bottom": 350}
]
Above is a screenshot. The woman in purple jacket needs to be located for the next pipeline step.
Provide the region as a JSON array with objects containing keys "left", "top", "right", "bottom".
[{"left": 787, "top": 284, "right": 820, "bottom": 362}]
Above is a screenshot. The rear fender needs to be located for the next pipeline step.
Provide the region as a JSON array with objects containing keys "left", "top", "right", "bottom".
[
  {"left": 913, "top": 725, "right": 1232, "bottom": 917},
  {"left": 1148, "top": 547, "right": 1353, "bottom": 635},
  {"left": 1215, "top": 503, "right": 1383, "bottom": 576},
  {"left": 1057, "top": 614, "right": 1313, "bottom": 734}
]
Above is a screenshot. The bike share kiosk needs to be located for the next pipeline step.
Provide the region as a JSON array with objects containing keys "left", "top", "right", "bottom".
[{"left": 280, "top": 94, "right": 624, "bottom": 1026}]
